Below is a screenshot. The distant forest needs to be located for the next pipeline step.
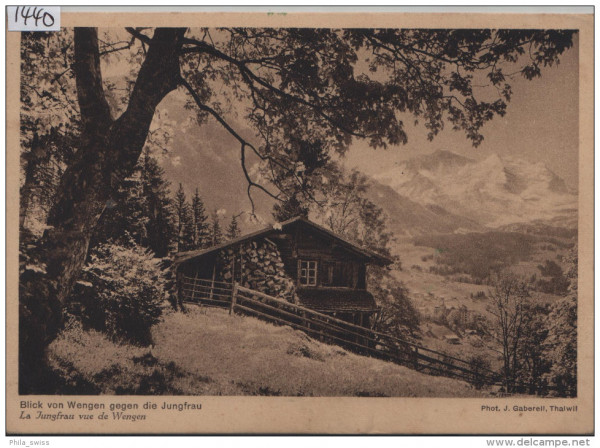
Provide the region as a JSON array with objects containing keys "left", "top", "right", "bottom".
[{"left": 413, "top": 231, "right": 575, "bottom": 286}]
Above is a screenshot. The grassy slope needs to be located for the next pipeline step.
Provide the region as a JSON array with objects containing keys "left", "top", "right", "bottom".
[
  {"left": 393, "top": 237, "right": 572, "bottom": 371},
  {"left": 48, "top": 306, "right": 483, "bottom": 397}
]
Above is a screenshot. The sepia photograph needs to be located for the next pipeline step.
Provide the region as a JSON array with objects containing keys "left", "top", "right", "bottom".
[{"left": 6, "top": 9, "right": 594, "bottom": 435}]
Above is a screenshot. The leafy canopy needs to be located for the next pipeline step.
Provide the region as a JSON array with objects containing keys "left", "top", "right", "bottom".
[
  {"left": 22, "top": 27, "right": 575, "bottom": 216},
  {"left": 175, "top": 28, "right": 574, "bottom": 208}
]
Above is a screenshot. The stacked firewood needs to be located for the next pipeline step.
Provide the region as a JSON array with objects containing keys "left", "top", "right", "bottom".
[{"left": 217, "top": 239, "right": 298, "bottom": 303}]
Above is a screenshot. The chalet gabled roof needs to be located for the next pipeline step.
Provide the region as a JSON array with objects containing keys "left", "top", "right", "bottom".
[{"left": 174, "top": 216, "right": 393, "bottom": 266}]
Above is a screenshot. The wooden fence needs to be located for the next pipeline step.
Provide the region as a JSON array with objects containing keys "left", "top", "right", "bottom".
[
  {"left": 180, "top": 275, "right": 502, "bottom": 387},
  {"left": 179, "top": 276, "right": 233, "bottom": 307}
]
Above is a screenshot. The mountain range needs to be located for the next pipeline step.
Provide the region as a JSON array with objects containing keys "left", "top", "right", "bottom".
[{"left": 368, "top": 150, "right": 577, "bottom": 237}]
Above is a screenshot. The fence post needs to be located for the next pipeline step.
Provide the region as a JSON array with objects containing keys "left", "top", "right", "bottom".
[
  {"left": 190, "top": 272, "right": 199, "bottom": 301},
  {"left": 175, "top": 272, "right": 182, "bottom": 303},
  {"left": 230, "top": 282, "right": 238, "bottom": 315},
  {"left": 413, "top": 347, "right": 419, "bottom": 371},
  {"left": 209, "top": 265, "right": 216, "bottom": 299}
]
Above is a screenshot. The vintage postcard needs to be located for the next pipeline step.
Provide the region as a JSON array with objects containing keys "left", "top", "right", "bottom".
[{"left": 6, "top": 8, "right": 594, "bottom": 435}]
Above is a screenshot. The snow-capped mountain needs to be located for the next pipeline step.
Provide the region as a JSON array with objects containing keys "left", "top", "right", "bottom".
[
  {"left": 365, "top": 180, "right": 481, "bottom": 237},
  {"left": 373, "top": 150, "right": 577, "bottom": 229}
]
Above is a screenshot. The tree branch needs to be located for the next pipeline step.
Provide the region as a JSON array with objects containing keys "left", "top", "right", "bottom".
[
  {"left": 179, "top": 76, "right": 282, "bottom": 213},
  {"left": 181, "top": 37, "right": 375, "bottom": 140},
  {"left": 106, "top": 27, "right": 187, "bottom": 178},
  {"left": 125, "top": 27, "right": 152, "bottom": 45}
]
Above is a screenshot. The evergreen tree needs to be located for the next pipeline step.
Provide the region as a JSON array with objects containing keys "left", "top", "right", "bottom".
[
  {"left": 191, "top": 188, "right": 210, "bottom": 249},
  {"left": 91, "top": 149, "right": 176, "bottom": 257},
  {"left": 140, "top": 149, "right": 176, "bottom": 257},
  {"left": 174, "top": 184, "right": 194, "bottom": 252},
  {"left": 226, "top": 214, "right": 241, "bottom": 240},
  {"left": 92, "top": 167, "right": 148, "bottom": 249},
  {"left": 209, "top": 210, "right": 223, "bottom": 247}
]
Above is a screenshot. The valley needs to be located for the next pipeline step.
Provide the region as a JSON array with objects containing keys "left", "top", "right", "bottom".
[
  {"left": 390, "top": 227, "right": 576, "bottom": 373},
  {"left": 365, "top": 149, "right": 578, "bottom": 375}
]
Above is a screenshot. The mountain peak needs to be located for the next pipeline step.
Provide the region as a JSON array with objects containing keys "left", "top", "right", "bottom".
[
  {"left": 403, "top": 150, "right": 474, "bottom": 172},
  {"left": 374, "top": 149, "right": 577, "bottom": 229}
]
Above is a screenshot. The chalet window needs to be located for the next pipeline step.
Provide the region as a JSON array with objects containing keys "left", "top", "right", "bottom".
[{"left": 299, "top": 260, "right": 318, "bottom": 286}]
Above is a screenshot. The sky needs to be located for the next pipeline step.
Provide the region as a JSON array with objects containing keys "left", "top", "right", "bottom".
[
  {"left": 343, "top": 33, "right": 579, "bottom": 189},
  {"left": 136, "top": 31, "right": 579, "bottom": 227}
]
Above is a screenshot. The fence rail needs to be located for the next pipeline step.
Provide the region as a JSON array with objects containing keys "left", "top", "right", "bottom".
[
  {"left": 180, "top": 275, "right": 502, "bottom": 387},
  {"left": 179, "top": 276, "right": 233, "bottom": 305}
]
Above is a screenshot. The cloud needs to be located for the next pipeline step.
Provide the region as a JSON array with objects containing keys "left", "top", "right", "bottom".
[{"left": 170, "top": 156, "right": 182, "bottom": 167}]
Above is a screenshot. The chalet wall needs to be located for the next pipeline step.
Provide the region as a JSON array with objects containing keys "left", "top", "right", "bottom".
[
  {"left": 217, "top": 239, "right": 298, "bottom": 304},
  {"left": 271, "top": 224, "right": 369, "bottom": 290}
]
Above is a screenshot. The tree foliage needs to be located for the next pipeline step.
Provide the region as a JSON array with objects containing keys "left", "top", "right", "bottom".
[
  {"left": 20, "top": 31, "right": 79, "bottom": 231},
  {"left": 315, "top": 168, "right": 393, "bottom": 259},
  {"left": 270, "top": 139, "right": 329, "bottom": 221},
  {"left": 534, "top": 259, "right": 570, "bottom": 295},
  {"left": 272, "top": 195, "right": 309, "bottom": 222},
  {"left": 376, "top": 284, "right": 421, "bottom": 339},
  {"left": 76, "top": 240, "right": 167, "bottom": 346},
  {"left": 140, "top": 149, "right": 176, "bottom": 257},
  {"left": 487, "top": 247, "right": 578, "bottom": 396},
  {"left": 516, "top": 303, "right": 551, "bottom": 394},
  {"left": 541, "top": 245, "right": 577, "bottom": 396},
  {"left": 487, "top": 274, "right": 530, "bottom": 392},
  {"left": 191, "top": 188, "right": 210, "bottom": 249},
  {"left": 467, "top": 354, "right": 493, "bottom": 390},
  {"left": 92, "top": 149, "right": 175, "bottom": 257},
  {"left": 176, "top": 28, "right": 574, "bottom": 210},
  {"left": 542, "top": 296, "right": 577, "bottom": 397},
  {"left": 209, "top": 209, "right": 224, "bottom": 246},
  {"left": 226, "top": 214, "right": 241, "bottom": 240},
  {"left": 173, "top": 183, "right": 194, "bottom": 252}
]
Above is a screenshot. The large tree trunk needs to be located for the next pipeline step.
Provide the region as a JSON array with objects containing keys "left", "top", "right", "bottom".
[
  {"left": 19, "top": 27, "right": 186, "bottom": 394},
  {"left": 20, "top": 132, "right": 42, "bottom": 229}
]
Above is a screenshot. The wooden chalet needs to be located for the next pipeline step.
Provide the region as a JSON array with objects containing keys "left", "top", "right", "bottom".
[{"left": 174, "top": 216, "right": 392, "bottom": 328}]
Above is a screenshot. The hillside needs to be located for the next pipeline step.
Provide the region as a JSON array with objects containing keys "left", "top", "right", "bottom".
[
  {"left": 367, "top": 180, "right": 481, "bottom": 237},
  {"left": 48, "top": 306, "right": 483, "bottom": 397}
]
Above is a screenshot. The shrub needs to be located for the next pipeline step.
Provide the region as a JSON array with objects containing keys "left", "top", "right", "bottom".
[
  {"left": 470, "top": 291, "right": 487, "bottom": 300},
  {"left": 77, "top": 240, "right": 167, "bottom": 345},
  {"left": 535, "top": 259, "right": 569, "bottom": 295},
  {"left": 467, "top": 354, "right": 492, "bottom": 389},
  {"left": 542, "top": 296, "right": 577, "bottom": 397},
  {"left": 375, "top": 283, "right": 421, "bottom": 339}
]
